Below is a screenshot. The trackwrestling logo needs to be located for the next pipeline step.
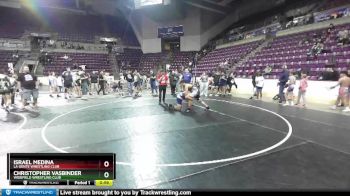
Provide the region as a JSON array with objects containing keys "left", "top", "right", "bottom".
[{"left": 1, "top": 189, "right": 56, "bottom": 196}]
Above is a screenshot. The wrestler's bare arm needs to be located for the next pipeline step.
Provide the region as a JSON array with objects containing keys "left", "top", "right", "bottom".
[{"left": 330, "top": 78, "right": 342, "bottom": 89}]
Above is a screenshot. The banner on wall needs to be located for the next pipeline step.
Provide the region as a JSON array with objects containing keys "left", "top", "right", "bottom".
[{"left": 314, "top": 6, "right": 350, "bottom": 22}]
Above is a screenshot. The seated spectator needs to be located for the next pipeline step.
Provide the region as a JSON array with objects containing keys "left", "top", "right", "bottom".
[
  {"left": 337, "top": 30, "right": 349, "bottom": 45},
  {"left": 308, "top": 41, "right": 327, "bottom": 58},
  {"left": 316, "top": 42, "right": 325, "bottom": 54},
  {"left": 326, "top": 23, "right": 335, "bottom": 38},
  {"left": 308, "top": 43, "right": 318, "bottom": 57}
]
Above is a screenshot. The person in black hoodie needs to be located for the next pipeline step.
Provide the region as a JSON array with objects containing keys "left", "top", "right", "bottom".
[
  {"left": 90, "top": 71, "right": 99, "bottom": 95},
  {"left": 249, "top": 70, "right": 257, "bottom": 99},
  {"left": 97, "top": 71, "right": 107, "bottom": 95},
  {"left": 226, "top": 72, "right": 237, "bottom": 95},
  {"left": 169, "top": 70, "right": 178, "bottom": 96},
  {"left": 278, "top": 65, "right": 290, "bottom": 104},
  {"left": 125, "top": 70, "right": 134, "bottom": 96}
]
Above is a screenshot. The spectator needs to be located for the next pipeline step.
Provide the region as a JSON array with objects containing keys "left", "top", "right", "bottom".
[
  {"left": 0, "top": 69, "right": 12, "bottom": 113},
  {"left": 90, "top": 71, "right": 98, "bottom": 95},
  {"left": 57, "top": 74, "right": 64, "bottom": 95},
  {"left": 48, "top": 72, "right": 59, "bottom": 98},
  {"left": 337, "top": 29, "right": 349, "bottom": 45},
  {"left": 182, "top": 68, "right": 192, "bottom": 91},
  {"left": 17, "top": 66, "right": 39, "bottom": 110},
  {"left": 175, "top": 69, "right": 182, "bottom": 93},
  {"left": 295, "top": 73, "right": 308, "bottom": 108},
  {"left": 169, "top": 70, "right": 178, "bottom": 96},
  {"left": 98, "top": 71, "right": 107, "bottom": 95},
  {"left": 199, "top": 71, "right": 209, "bottom": 98},
  {"left": 284, "top": 72, "right": 296, "bottom": 106},
  {"left": 133, "top": 70, "right": 142, "bottom": 97},
  {"left": 157, "top": 69, "right": 168, "bottom": 104},
  {"left": 7, "top": 72, "right": 17, "bottom": 107},
  {"left": 219, "top": 71, "right": 227, "bottom": 96},
  {"left": 249, "top": 70, "right": 257, "bottom": 99},
  {"left": 80, "top": 72, "right": 89, "bottom": 97},
  {"left": 62, "top": 67, "right": 73, "bottom": 99},
  {"left": 226, "top": 72, "right": 237, "bottom": 95},
  {"left": 125, "top": 70, "right": 134, "bottom": 97},
  {"left": 278, "top": 65, "right": 289, "bottom": 104},
  {"left": 149, "top": 70, "right": 157, "bottom": 96},
  {"left": 325, "top": 23, "right": 335, "bottom": 41},
  {"left": 255, "top": 72, "right": 264, "bottom": 100},
  {"left": 213, "top": 70, "right": 221, "bottom": 96}
]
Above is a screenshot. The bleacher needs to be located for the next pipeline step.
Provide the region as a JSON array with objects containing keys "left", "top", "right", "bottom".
[
  {"left": 44, "top": 52, "right": 111, "bottom": 75},
  {"left": 235, "top": 23, "right": 350, "bottom": 80},
  {"left": 196, "top": 41, "right": 261, "bottom": 75}
]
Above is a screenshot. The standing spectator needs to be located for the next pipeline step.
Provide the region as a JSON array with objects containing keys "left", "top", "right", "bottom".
[
  {"left": 157, "top": 69, "right": 168, "bottom": 104},
  {"left": 255, "top": 72, "right": 264, "bottom": 100},
  {"left": 125, "top": 70, "right": 134, "bottom": 96},
  {"left": 17, "top": 66, "right": 39, "bottom": 110},
  {"left": 284, "top": 72, "right": 296, "bottom": 106},
  {"left": 133, "top": 70, "right": 142, "bottom": 97},
  {"left": 199, "top": 71, "right": 209, "bottom": 97},
  {"left": 169, "top": 70, "right": 178, "bottom": 96},
  {"left": 149, "top": 70, "right": 157, "bottom": 96},
  {"left": 226, "top": 72, "right": 237, "bottom": 95},
  {"left": 182, "top": 68, "right": 192, "bottom": 91},
  {"left": 74, "top": 68, "right": 84, "bottom": 98},
  {"left": 0, "top": 69, "right": 11, "bottom": 113},
  {"left": 219, "top": 71, "right": 227, "bottom": 96},
  {"left": 295, "top": 73, "right": 308, "bottom": 107},
  {"left": 90, "top": 71, "right": 99, "bottom": 95},
  {"left": 249, "top": 70, "right": 257, "bottom": 99},
  {"left": 97, "top": 71, "right": 107, "bottom": 95},
  {"left": 176, "top": 69, "right": 182, "bottom": 93},
  {"left": 142, "top": 74, "right": 148, "bottom": 89},
  {"left": 56, "top": 74, "right": 64, "bottom": 95},
  {"left": 278, "top": 65, "right": 289, "bottom": 104},
  {"left": 48, "top": 72, "right": 59, "bottom": 98},
  {"left": 213, "top": 70, "right": 221, "bottom": 96},
  {"left": 7, "top": 72, "right": 17, "bottom": 107},
  {"left": 62, "top": 67, "right": 73, "bottom": 99},
  {"left": 80, "top": 72, "right": 89, "bottom": 97},
  {"left": 208, "top": 74, "right": 214, "bottom": 96}
]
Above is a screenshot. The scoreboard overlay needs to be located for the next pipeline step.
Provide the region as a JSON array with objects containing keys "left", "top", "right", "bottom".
[{"left": 7, "top": 153, "right": 116, "bottom": 186}]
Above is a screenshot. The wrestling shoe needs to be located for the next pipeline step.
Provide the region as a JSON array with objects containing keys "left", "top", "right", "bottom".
[{"left": 342, "top": 107, "right": 350, "bottom": 112}]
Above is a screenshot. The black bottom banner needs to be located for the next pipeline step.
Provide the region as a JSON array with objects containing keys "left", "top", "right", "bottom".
[{"left": 59, "top": 189, "right": 193, "bottom": 196}]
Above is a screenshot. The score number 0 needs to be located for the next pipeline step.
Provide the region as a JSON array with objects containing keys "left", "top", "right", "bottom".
[{"left": 104, "top": 161, "right": 109, "bottom": 178}]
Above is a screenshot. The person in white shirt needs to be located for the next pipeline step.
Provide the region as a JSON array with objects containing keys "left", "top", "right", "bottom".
[
  {"left": 0, "top": 71, "right": 12, "bottom": 113},
  {"left": 199, "top": 72, "right": 209, "bottom": 97},
  {"left": 56, "top": 75, "right": 64, "bottom": 95},
  {"left": 284, "top": 72, "right": 297, "bottom": 106},
  {"left": 48, "top": 72, "right": 59, "bottom": 98},
  {"left": 255, "top": 72, "right": 264, "bottom": 100}
]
